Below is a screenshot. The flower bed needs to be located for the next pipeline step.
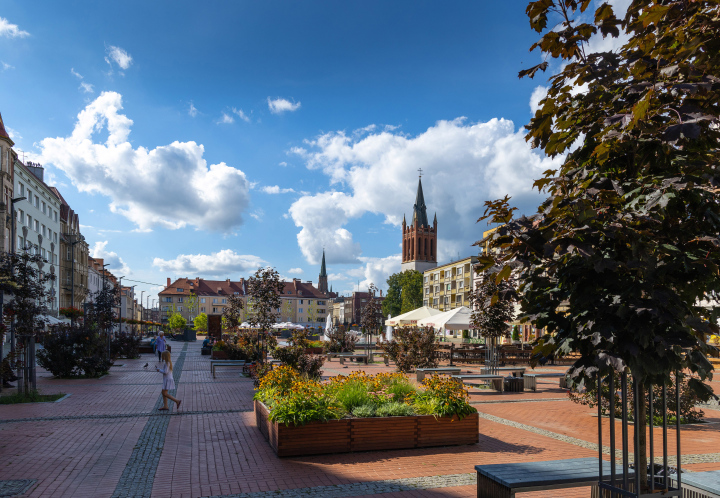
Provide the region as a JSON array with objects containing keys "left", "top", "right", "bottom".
[{"left": 254, "top": 367, "right": 478, "bottom": 457}]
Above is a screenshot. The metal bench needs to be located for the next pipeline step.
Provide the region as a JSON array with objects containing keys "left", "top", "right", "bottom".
[
  {"left": 671, "top": 470, "right": 720, "bottom": 498},
  {"left": 524, "top": 372, "right": 568, "bottom": 392},
  {"left": 416, "top": 367, "right": 462, "bottom": 382},
  {"left": 453, "top": 374, "right": 505, "bottom": 392},
  {"left": 476, "top": 458, "right": 630, "bottom": 498},
  {"left": 210, "top": 360, "right": 247, "bottom": 379},
  {"left": 326, "top": 352, "right": 345, "bottom": 361},
  {"left": 339, "top": 354, "right": 368, "bottom": 365},
  {"left": 483, "top": 367, "right": 526, "bottom": 377}
]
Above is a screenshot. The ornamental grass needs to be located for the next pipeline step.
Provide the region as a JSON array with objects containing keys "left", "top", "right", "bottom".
[{"left": 254, "top": 366, "right": 477, "bottom": 426}]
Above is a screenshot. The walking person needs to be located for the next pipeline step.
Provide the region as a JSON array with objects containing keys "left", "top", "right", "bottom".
[
  {"left": 155, "top": 331, "right": 166, "bottom": 362},
  {"left": 156, "top": 350, "right": 181, "bottom": 411}
]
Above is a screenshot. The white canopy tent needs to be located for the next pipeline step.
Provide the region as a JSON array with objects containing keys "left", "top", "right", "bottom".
[
  {"left": 416, "top": 306, "right": 473, "bottom": 331},
  {"left": 384, "top": 306, "right": 443, "bottom": 327}
]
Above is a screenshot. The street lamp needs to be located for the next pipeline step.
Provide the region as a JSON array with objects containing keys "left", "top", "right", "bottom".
[
  {"left": 146, "top": 294, "right": 151, "bottom": 336},
  {"left": 117, "top": 276, "right": 125, "bottom": 335},
  {"left": 140, "top": 290, "right": 145, "bottom": 336}
]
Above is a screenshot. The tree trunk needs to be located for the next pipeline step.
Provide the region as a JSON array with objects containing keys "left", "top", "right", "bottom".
[{"left": 636, "top": 383, "right": 648, "bottom": 491}]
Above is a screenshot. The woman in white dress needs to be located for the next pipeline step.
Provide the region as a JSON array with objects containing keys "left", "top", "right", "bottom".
[{"left": 156, "top": 350, "right": 181, "bottom": 411}]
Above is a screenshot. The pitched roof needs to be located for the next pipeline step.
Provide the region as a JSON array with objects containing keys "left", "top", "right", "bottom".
[
  {"left": 412, "top": 177, "right": 429, "bottom": 227},
  {"left": 159, "top": 277, "right": 329, "bottom": 299},
  {"left": 0, "top": 112, "right": 13, "bottom": 145}
]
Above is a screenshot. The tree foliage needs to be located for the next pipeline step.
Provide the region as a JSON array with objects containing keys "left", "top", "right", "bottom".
[
  {"left": 470, "top": 272, "right": 516, "bottom": 339},
  {"left": 167, "top": 313, "right": 187, "bottom": 332},
  {"left": 247, "top": 267, "right": 285, "bottom": 333},
  {"left": 221, "top": 296, "right": 244, "bottom": 332},
  {"left": 380, "top": 326, "right": 438, "bottom": 373},
  {"left": 193, "top": 312, "right": 208, "bottom": 332},
  {"left": 382, "top": 270, "right": 423, "bottom": 317},
  {"left": 360, "top": 283, "right": 383, "bottom": 337}
]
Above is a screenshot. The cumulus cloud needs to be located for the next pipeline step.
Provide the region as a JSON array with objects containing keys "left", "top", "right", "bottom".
[
  {"left": 278, "top": 161, "right": 288, "bottom": 167},
  {"left": 153, "top": 249, "right": 266, "bottom": 277},
  {"left": 232, "top": 108, "right": 251, "bottom": 123},
  {"left": 261, "top": 185, "right": 295, "bottom": 194},
  {"left": 105, "top": 46, "right": 133, "bottom": 71},
  {"left": 267, "top": 97, "right": 301, "bottom": 114},
  {"left": 290, "top": 117, "right": 564, "bottom": 265},
  {"left": 39, "top": 91, "right": 251, "bottom": 232},
  {"left": 217, "top": 112, "right": 234, "bottom": 124},
  {"left": 188, "top": 102, "right": 198, "bottom": 117},
  {"left": 341, "top": 255, "right": 402, "bottom": 294},
  {"left": 288, "top": 267, "right": 303, "bottom": 275},
  {"left": 0, "top": 17, "right": 29, "bottom": 38},
  {"left": 91, "top": 240, "right": 131, "bottom": 274},
  {"left": 529, "top": 86, "right": 548, "bottom": 114}
]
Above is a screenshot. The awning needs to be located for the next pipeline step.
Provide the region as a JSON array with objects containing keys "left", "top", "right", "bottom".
[{"left": 384, "top": 306, "right": 443, "bottom": 326}]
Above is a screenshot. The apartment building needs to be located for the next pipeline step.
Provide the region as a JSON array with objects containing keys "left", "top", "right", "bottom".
[
  {"left": 423, "top": 256, "right": 478, "bottom": 312},
  {"left": 14, "top": 161, "right": 62, "bottom": 314},
  {"left": 0, "top": 112, "right": 16, "bottom": 254}
]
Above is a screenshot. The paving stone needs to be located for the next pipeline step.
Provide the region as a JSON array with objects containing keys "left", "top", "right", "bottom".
[{"left": 0, "top": 480, "right": 36, "bottom": 497}]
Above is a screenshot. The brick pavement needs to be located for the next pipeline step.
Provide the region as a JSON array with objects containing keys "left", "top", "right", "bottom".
[{"left": 0, "top": 340, "right": 717, "bottom": 498}]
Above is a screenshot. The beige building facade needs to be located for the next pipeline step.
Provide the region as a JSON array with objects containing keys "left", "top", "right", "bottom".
[{"left": 423, "top": 256, "right": 477, "bottom": 312}]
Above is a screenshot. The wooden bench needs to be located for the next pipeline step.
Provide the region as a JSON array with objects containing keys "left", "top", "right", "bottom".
[
  {"left": 671, "top": 469, "right": 720, "bottom": 498},
  {"left": 476, "top": 457, "right": 630, "bottom": 498},
  {"left": 326, "top": 352, "right": 346, "bottom": 361},
  {"left": 339, "top": 354, "right": 368, "bottom": 365},
  {"left": 483, "top": 367, "right": 526, "bottom": 377},
  {"left": 453, "top": 374, "right": 505, "bottom": 392},
  {"left": 524, "top": 372, "right": 567, "bottom": 392},
  {"left": 416, "top": 367, "right": 462, "bottom": 382},
  {"left": 210, "top": 360, "right": 247, "bottom": 379}
]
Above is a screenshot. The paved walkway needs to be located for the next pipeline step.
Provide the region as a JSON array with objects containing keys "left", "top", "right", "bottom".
[{"left": 0, "top": 340, "right": 717, "bottom": 498}]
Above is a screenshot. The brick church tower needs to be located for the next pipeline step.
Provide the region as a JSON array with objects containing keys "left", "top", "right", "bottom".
[
  {"left": 401, "top": 175, "right": 437, "bottom": 273},
  {"left": 318, "top": 249, "right": 329, "bottom": 294}
]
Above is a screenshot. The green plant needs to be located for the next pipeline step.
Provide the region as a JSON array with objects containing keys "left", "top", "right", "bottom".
[
  {"left": 193, "top": 313, "right": 208, "bottom": 332},
  {"left": 413, "top": 397, "right": 440, "bottom": 415},
  {"left": 413, "top": 375, "right": 477, "bottom": 419},
  {"left": 385, "top": 376, "right": 416, "bottom": 402},
  {"left": 167, "top": 313, "right": 187, "bottom": 332},
  {"left": 376, "top": 402, "right": 415, "bottom": 417},
  {"left": 0, "top": 390, "right": 65, "bottom": 404},
  {"left": 352, "top": 403, "right": 376, "bottom": 418},
  {"left": 110, "top": 333, "right": 141, "bottom": 359},
  {"left": 334, "top": 381, "right": 373, "bottom": 412},
  {"left": 323, "top": 325, "right": 359, "bottom": 353},
  {"left": 37, "top": 327, "right": 112, "bottom": 378},
  {"left": 380, "top": 326, "right": 438, "bottom": 373},
  {"left": 382, "top": 270, "right": 423, "bottom": 317},
  {"left": 265, "top": 378, "right": 344, "bottom": 426}
]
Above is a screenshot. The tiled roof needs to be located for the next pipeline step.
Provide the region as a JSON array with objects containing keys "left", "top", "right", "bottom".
[{"left": 159, "top": 277, "right": 329, "bottom": 299}]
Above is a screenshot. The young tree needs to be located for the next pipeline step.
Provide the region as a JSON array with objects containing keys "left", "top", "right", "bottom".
[
  {"left": 167, "top": 313, "right": 187, "bottom": 333},
  {"left": 480, "top": 0, "right": 720, "bottom": 486},
  {"left": 247, "top": 267, "right": 284, "bottom": 361},
  {"left": 306, "top": 299, "right": 318, "bottom": 327},
  {"left": 281, "top": 299, "right": 293, "bottom": 322},
  {"left": 470, "top": 272, "right": 516, "bottom": 372},
  {"left": 221, "top": 295, "right": 245, "bottom": 334},
  {"left": 361, "top": 283, "right": 383, "bottom": 345},
  {"left": 382, "top": 270, "right": 423, "bottom": 317},
  {"left": 186, "top": 291, "right": 199, "bottom": 320},
  {"left": 193, "top": 312, "right": 208, "bottom": 332}
]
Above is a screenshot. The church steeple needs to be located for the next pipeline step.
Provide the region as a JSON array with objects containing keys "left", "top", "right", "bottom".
[
  {"left": 401, "top": 172, "right": 437, "bottom": 273},
  {"left": 412, "top": 177, "right": 429, "bottom": 227},
  {"left": 318, "top": 249, "right": 329, "bottom": 294}
]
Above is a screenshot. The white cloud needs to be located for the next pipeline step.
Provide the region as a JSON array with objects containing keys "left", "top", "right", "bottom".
[
  {"left": 71, "top": 68, "right": 83, "bottom": 79},
  {"left": 217, "top": 112, "right": 234, "bottom": 124},
  {"left": 249, "top": 208, "right": 264, "bottom": 221},
  {"left": 2, "top": 61, "right": 15, "bottom": 71},
  {"left": 261, "top": 185, "right": 295, "bottom": 194},
  {"left": 153, "top": 249, "right": 266, "bottom": 277},
  {"left": 288, "top": 267, "right": 303, "bottom": 275},
  {"left": 339, "top": 255, "right": 402, "bottom": 294},
  {"left": 91, "top": 240, "right": 131, "bottom": 274},
  {"left": 6, "top": 126, "right": 20, "bottom": 141},
  {"left": 105, "top": 46, "right": 133, "bottom": 71},
  {"left": 267, "top": 97, "right": 301, "bottom": 114},
  {"left": 278, "top": 161, "right": 288, "bottom": 167},
  {"left": 232, "top": 108, "right": 251, "bottom": 123},
  {"left": 188, "top": 102, "right": 198, "bottom": 117},
  {"left": 39, "top": 91, "right": 251, "bottom": 232},
  {"left": 529, "top": 86, "right": 548, "bottom": 114},
  {"left": 0, "top": 17, "right": 29, "bottom": 38},
  {"left": 290, "top": 117, "right": 564, "bottom": 265},
  {"left": 79, "top": 82, "right": 94, "bottom": 94}
]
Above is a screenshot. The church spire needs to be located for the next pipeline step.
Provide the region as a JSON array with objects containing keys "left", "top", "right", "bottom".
[
  {"left": 318, "top": 249, "right": 329, "bottom": 294},
  {"left": 320, "top": 249, "right": 327, "bottom": 278},
  {"left": 412, "top": 177, "right": 429, "bottom": 227}
]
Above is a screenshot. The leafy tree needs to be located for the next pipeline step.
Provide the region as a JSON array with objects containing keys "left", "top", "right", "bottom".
[
  {"left": 306, "top": 299, "right": 318, "bottom": 325},
  {"left": 480, "top": 0, "right": 720, "bottom": 487},
  {"left": 167, "top": 312, "right": 187, "bottom": 332},
  {"left": 323, "top": 325, "right": 358, "bottom": 353},
  {"left": 380, "top": 326, "right": 438, "bottom": 373},
  {"left": 382, "top": 270, "right": 423, "bottom": 317},
  {"left": 193, "top": 312, "right": 208, "bottom": 332},
  {"left": 247, "top": 267, "right": 284, "bottom": 361},
  {"left": 221, "top": 295, "right": 244, "bottom": 333},
  {"left": 512, "top": 325, "right": 520, "bottom": 342},
  {"left": 186, "top": 291, "right": 199, "bottom": 320},
  {"left": 281, "top": 299, "right": 294, "bottom": 321},
  {"left": 360, "top": 283, "right": 383, "bottom": 344}
]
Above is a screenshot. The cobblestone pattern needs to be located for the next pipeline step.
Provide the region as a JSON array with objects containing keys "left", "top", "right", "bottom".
[
  {"left": 476, "top": 410, "right": 720, "bottom": 466},
  {"left": 0, "top": 480, "right": 36, "bottom": 497},
  {"left": 0, "top": 408, "right": 253, "bottom": 425},
  {"left": 111, "top": 344, "right": 188, "bottom": 498},
  {"left": 203, "top": 474, "right": 477, "bottom": 498}
]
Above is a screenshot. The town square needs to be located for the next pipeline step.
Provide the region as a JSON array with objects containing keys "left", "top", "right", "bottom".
[{"left": 1, "top": 1, "right": 720, "bottom": 497}]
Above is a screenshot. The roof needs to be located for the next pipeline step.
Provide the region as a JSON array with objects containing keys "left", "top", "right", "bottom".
[
  {"left": 159, "top": 277, "right": 330, "bottom": 299},
  {"left": 412, "top": 177, "right": 429, "bottom": 227},
  {"left": 0, "top": 112, "right": 13, "bottom": 145}
]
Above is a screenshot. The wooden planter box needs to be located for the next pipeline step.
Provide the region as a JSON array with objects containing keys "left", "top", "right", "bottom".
[
  {"left": 304, "top": 347, "right": 324, "bottom": 355},
  {"left": 211, "top": 350, "right": 228, "bottom": 360},
  {"left": 254, "top": 400, "right": 478, "bottom": 457}
]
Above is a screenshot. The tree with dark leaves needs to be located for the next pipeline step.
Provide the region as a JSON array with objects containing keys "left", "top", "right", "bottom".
[{"left": 247, "top": 267, "right": 284, "bottom": 362}]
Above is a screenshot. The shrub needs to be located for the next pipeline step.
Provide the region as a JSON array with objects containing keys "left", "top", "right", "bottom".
[
  {"left": 272, "top": 344, "right": 325, "bottom": 379},
  {"left": 111, "top": 333, "right": 141, "bottom": 359},
  {"left": 264, "top": 378, "right": 344, "bottom": 426},
  {"left": 376, "top": 402, "right": 415, "bottom": 417},
  {"left": 37, "top": 327, "right": 112, "bottom": 378},
  {"left": 380, "top": 326, "right": 438, "bottom": 373},
  {"left": 352, "top": 403, "right": 376, "bottom": 418},
  {"left": 334, "top": 380, "right": 373, "bottom": 412},
  {"left": 413, "top": 375, "right": 477, "bottom": 419},
  {"left": 323, "top": 325, "right": 358, "bottom": 353}
]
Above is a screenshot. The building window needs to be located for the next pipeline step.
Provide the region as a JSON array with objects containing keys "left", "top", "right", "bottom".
[
  {"left": 27, "top": 190, "right": 32, "bottom": 204},
  {"left": 54, "top": 232, "right": 58, "bottom": 244},
  {"left": 201, "top": 307, "right": 205, "bottom": 312},
  {"left": 457, "top": 267, "right": 463, "bottom": 275},
  {"left": 222, "top": 298, "right": 227, "bottom": 304},
  {"left": 434, "top": 285, "right": 439, "bottom": 293},
  {"left": 42, "top": 201, "right": 46, "bottom": 214},
  {"left": 318, "top": 309, "right": 325, "bottom": 314},
  {"left": 34, "top": 196, "right": 39, "bottom": 208},
  {"left": 212, "top": 307, "right": 218, "bottom": 313},
  {"left": 299, "top": 299, "right": 303, "bottom": 304},
  {"left": 433, "top": 298, "right": 438, "bottom": 306},
  {"left": 425, "top": 288, "right": 429, "bottom": 294},
  {"left": 424, "top": 300, "right": 428, "bottom": 306},
  {"left": 459, "top": 280, "right": 464, "bottom": 289},
  {"left": 200, "top": 298, "right": 206, "bottom": 303},
  {"left": 27, "top": 215, "right": 32, "bottom": 228},
  {"left": 299, "top": 308, "right": 303, "bottom": 313},
  {"left": 445, "top": 270, "right": 451, "bottom": 278},
  {"left": 444, "top": 296, "right": 449, "bottom": 304},
  {"left": 213, "top": 298, "right": 218, "bottom": 304},
  {"left": 19, "top": 183, "right": 24, "bottom": 196},
  {"left": 446, "top": 284, "right": 451, "bottom": 291},
  {"left": 34, "top": 220, "right": 39, "bottom": 232},
  {"left": 55, "top": 211, "right": 58, "bottom": 222},
  {"left": 178, "top": 306, "right": 183, "bottom": 311},
  {"left": 177, "top": 297, "right": 183, "bottom": 303},
  {"left": 163, "top": 297, "right": 172, "bottom": 303},
  {"left": 318, "top": 300, "right": 325, "bottom": 305},
  {"left": 234, "top": 292, "right": 239, "bottom": 295}
]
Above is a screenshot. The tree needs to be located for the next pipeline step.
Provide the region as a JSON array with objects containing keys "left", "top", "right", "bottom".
[
  {"left": 361, "top": 283, "right": 383, "bottom": 346},
  {"left": 167, "top": 313, "right": 187, "bottom": 333},
  {"left": 247, "top": 267, "right": 284, "bottom": 361},
  {"left": 480, "top": 0, "right": 720, "bottom": 487},
  {"left": 221, "top": 295, "right": 244, "bottom": 333},
  {"left": 186, "top": 292, "right": 199, "bottom": 320},
  {"left": 193, "top": 312, "right": 208, "bottom": 332},
  {"left": 380, "top": 327, "right": 438, "bottom": 373},
  {"left": 306, "top": 299, "right": 317, "bottom": 326},
  {"left": 281, "top": 299, "right": 293, "bottom": 322},
  {"left": 382, "top": 270, "right": 423, "bottom": 317},
  {"left": 470, "top": 272, "right": 516, "bottom": 372}
]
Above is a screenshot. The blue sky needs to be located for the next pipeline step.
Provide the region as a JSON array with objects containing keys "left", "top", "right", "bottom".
[{"left": 0, "top": 0, "right": 615, "bottom": 300}]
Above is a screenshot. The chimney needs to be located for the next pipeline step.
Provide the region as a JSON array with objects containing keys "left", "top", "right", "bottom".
[
  {"left": 26, "top": 162, "right": 45, "bottom": 182},
  {"left": 167, "top": 278, "right": 171, "bottom": 287},
  {"left": 227, "top": 278, "right": 231, "bottom": 285}
]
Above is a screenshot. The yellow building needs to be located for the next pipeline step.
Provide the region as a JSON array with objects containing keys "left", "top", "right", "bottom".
[{"left": 423, "top": 256, "right": 478, "bottom": 312}]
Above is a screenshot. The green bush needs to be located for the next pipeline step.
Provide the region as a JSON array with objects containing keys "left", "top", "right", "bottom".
[
  {"left": 110, "top": 333, "right": 141, "bottom": 359},
  {"left": 334, "top": 381, "right": 373, "bottom": 412},
  {"left": 351, "top": 403, "right": 376, "bottom": 418},
  {"left": 37, "top": 326, "right": 112, "bottom": 378},
  {"left": 376, "top": 402, "right": 415, "bottom": 417},
  {"left": 385, "top": 376, "right": 416, "bottom": 402},
  {"left": 412, "top": 375, "right": 477, "bottom": 419},
  {"left": 380, "top": 326, "right": 438, "bottom": 373}
]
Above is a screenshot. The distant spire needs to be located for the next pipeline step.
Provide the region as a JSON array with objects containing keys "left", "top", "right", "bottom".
[
  {"left": 320, "top": 249, "right": 327, "bottom": 278},
  {"left": 433, "top": 212, "right": 437, "bottom": 225},
  {"left": 412, "top": 177, "right": 429, "bottom": 227}
]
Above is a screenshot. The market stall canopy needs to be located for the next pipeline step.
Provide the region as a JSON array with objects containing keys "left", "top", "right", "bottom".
[
  {"left": 416, "top": 306, "right": 472, "bottom": 331},
  {"left": 384, "top": 306, "right": 443, "bottom": 326}
]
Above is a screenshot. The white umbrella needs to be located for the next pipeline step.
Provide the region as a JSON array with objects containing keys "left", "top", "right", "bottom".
[
  {"left": 416, "top": 306, "right": 472, "bottom": 331},
  {"left": 386, "top": 313, "right": 393, "bottom": 341},
  {"left": 323, "top": 314, "right": 333, "bottom": 341},
  {"left": 385, "top": 306, "right": 443, "bottom": 326},
  {"left": 240, "top": 322, "right": 252, "bottom": 328}
]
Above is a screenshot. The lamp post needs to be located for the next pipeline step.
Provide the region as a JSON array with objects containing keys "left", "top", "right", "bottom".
[
  {"left": 146, "top": 294, "right": 150, "bottom": 336},
  {"left": 117, "top": 276, "right": 125, "bottom": 335},
  {"left": 140, "top": 290, "right": 145, "bottom": 336},
  {"left": 128, "top": 285, "right": 136, "bottom": 335},
  {"left": 7, "top": 196, "right": 26, "bottom": 354},
  {"left": 151, "top": 298, "right": 156, "bottom": 333}
]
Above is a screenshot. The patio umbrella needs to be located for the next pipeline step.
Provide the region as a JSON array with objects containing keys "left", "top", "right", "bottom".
[
  {"left": 416, "top": 306, "right": 472, "bottom": 331},
  {"left": 386, "top": 314, "right": 393, "bottom": 341},
  {"left": 323, "top": 314, "right": 333, "bottom": 341},
  {"left": 384, "top": 306, "right": 443, "bottom": 326}
]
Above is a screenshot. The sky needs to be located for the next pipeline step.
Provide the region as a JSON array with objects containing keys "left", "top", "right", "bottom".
[{"left": 0, "top": 0, "right": 628, "bottom": 302}]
